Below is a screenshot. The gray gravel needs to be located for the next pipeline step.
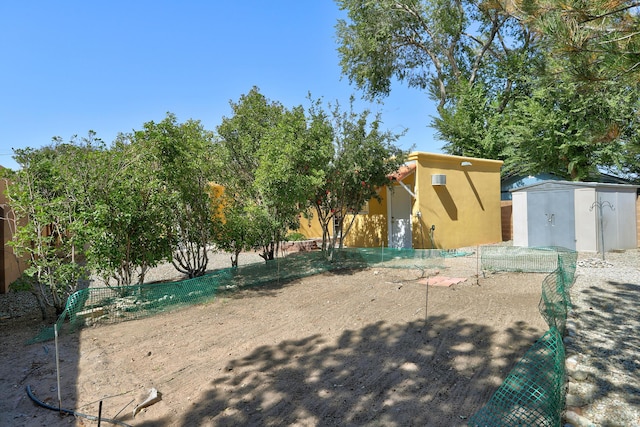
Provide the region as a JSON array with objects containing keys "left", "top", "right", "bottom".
[{"left": 564, "top": 249, "right": 640, "bottom": 427}]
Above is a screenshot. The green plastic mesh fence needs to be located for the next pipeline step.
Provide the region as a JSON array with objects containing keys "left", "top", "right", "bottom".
[
  {"left": 341, "top": 247, "right": 446, "bottom": 268},
  {"left": 538, "top": 268, "right": 571, "bottom": 335},
  {"left": 468, "top": 327, "right": 566, "bottom": 427},
  {"left": 28, "top": 248, "right": 445, "bottom": 343},
  {"left": 481, "top": 246, "right": 577, "bottom": 277},
  {"left": 469, "top": 246, "right": 575, "bottom": 426}
]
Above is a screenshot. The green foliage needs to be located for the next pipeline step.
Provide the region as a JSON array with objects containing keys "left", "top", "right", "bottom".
[
  {"left": 436, "top": 77, "right": 640, "bottom": 179},
  {"left": 5, "top": 135, "right": 101, "bottom": 316},
  {"left": 285, "top": 232, "right": 307, "bottom": 242},
  {"left": 86, "top": 134, "right": 175, "bottom": 290},
  {"left": 336, "top": 0, "right": 640, "bottom": 179},
  {"left": 214, "top": 87, "right": 333, "bottom": 263},
  {"left": 336, "top": 0, "right": 532, "bottom": 108},
  {"left": 309, "top": 97, "right": 408, "bottom": 259},
  {"left": 135, "top": 113, "right": 220, "bottom": 278},
  {"left": 519, "top": 0, "right": 640, "bottom": 84}
]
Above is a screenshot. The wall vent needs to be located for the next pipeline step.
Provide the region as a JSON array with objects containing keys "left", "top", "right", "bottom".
[{"left": 431, "top": 174, "right": 447, "bottom": 186}]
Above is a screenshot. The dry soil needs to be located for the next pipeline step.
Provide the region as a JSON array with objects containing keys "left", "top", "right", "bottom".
[{"left": 1, "top": 255, "right": 548, "bottom": 426}]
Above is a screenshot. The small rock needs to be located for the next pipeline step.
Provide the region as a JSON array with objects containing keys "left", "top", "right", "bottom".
[
  {"left": 565, "top": 393, "right": 586, "bottom": 407},
  {"left": 564, "top": 410, "right": 596, "bottom": 427},
  {"left": 566, "top": 355, "right": 579, "bottom": 371},
  {"left": 570, "top": 370, "right": 589, "bottom": 381}
]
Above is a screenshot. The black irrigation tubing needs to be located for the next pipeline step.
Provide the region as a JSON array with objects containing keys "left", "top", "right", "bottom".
[{"left": 26, "top": 385, "right": 132, "bottom": 427}]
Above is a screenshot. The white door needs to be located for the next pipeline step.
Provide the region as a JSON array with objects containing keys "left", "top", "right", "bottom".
[{"left": 388, "top": 186, "right": 412, "bottom": 249}]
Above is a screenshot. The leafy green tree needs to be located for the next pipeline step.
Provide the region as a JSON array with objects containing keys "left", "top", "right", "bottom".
[
  {"left": 334, "top": 0, "right": 538, "bottom": 171},
  {"left": 337, "top": 0, "right": 640, "bottom": 180},
  {"left": 214, "top": 200, "right": 254, "bottom": 268},
  {"left": 336, "top": 0, "right": 534, "bottom": 109},
  {"left": 215, "top": 88, "right": 333, "bottom": 263},
  {"left": 436, "top": 73, "right": 640, "bottom": 179},
  {"left": 4, "top": 135, "right": 102, "bottom": 317},
  {"left": 135, "top": 113, "right": 220, "bottom": 278},
  {"left": 309, "top": 98, "right": 407, "bottom": 260},
  {"left": 87, "top": 134, "right": 175, "bottom": 291},
  {"left": 518, "top": 0, "right": 640, "bottom": 84}
]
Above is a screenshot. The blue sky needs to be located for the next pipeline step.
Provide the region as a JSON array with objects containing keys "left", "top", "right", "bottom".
[{"left": 0, "top": 1, "right": 441, "bottom": 170}]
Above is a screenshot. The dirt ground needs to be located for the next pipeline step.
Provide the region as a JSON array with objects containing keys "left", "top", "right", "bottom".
[{"left": 1, "top": 255, "right": 548, "bottom": 426}]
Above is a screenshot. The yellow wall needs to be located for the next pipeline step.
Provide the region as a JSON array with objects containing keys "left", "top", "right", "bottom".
[
  {"left": 294, "top": 187, "right": 390, "bottom": 246},
  {"left": 296, "top": 211, "right": 325, "bottom": 240},
  {"left": 294, "top": 152, "right": 503, "bottom": 250},
  {"left": 409, "top": 152, "right": 503, "bottom": 249},
  {"left": 343, "top": 189, "right": 388, "bottom": 247}
]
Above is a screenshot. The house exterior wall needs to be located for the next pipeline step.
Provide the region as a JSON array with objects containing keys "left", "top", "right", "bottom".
[
  {"left": 297, "top": 212, "right": 325, "bottom": 240},
  {"left": 1, "top": 176, "right": 27, "bottom": 294},
  {"left": 409, "top": 152, "right": 503, "bottom": 249},
  {"left": 296, "top": 152, "right": 503, "bottom": 250},
  {"left": 343, "top": 188, "right": 389, "bottom": 248}
]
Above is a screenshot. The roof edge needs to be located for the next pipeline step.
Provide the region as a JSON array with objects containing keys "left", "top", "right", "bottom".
[{"left": 407, "top": 151, "right": 503, "bottom": 166}]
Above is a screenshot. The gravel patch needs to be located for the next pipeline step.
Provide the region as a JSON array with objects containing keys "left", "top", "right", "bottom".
[{"left": 564, "top": 249, "right": 640, "bottom": 426}]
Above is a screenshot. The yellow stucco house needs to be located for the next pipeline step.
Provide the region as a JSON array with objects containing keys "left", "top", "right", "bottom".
[{"left": 300, "top": 152, "right": 504, "bottom": 250}]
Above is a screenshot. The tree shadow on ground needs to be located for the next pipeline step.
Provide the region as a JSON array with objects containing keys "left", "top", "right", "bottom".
[
  {"left": 222, "top": 268, "right": 370, "bottom": 301},
  {"left": 568, "top": 280, "right": 640, "bottom": 410},
  {"left": 177, "top": 315, "right": 539, "bottom": 426}
]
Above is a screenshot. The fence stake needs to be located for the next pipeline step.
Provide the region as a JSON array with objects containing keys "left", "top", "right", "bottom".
[{"left": 54, "top": 324, "right": 62, "bottom": 413}]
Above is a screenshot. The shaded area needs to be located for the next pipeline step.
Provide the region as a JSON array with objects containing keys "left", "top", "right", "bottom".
[
  {"left": 566, "top": 279, "right": 640, "bottom": 423},
  {"left": 179, "top": 316, "right": 538, "bottom": 427},
  {"left": 434, "top": 186, "right": 457, "bottom": 220},
  {"left": 469, "top": 328, "right": 565, "bottom": 427},
  {"left": 3, "top": 257, "right": 547, "bottom": 426}
]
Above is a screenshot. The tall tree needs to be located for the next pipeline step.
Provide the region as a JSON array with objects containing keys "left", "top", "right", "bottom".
[
  {"left": 335, "top": 0, "right": 538, "bottom": 169},
  {"left": 215, "top": 88, "right": 333, "bottom": 264},
  {"left": 336, "top": 0, "right": 640, "bottom": 180},
  {"left": 336, "top": 0, "right": 533, "bottom": 109},
  {"left": 518, "top": 0, "right": 640, "bottom": 83},
  {"left": 309, "top": 98, "right": 407, "bottom": 260},
  {"left": 87, "top": 134, "right": 175, "bottom": 290},
  {"left": 135, "top": 114, "right": 220, "bottom": 278},
  {"left": 4, "top": 135, "right": 102, "bottom": 317}
]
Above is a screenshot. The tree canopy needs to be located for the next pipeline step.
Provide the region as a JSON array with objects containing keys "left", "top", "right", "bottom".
[
  {"left": 336, "top": 0, "right": 640, "bottom": 180},
  {"left": 214, "top": 87, "right": 334, "bottom": 263},
  {"left": 309, "top": 97, "right": 408, "bottom": 259}
]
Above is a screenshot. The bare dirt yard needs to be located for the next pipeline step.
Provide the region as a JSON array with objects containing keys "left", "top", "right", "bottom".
[{"left": 1, "top": 255, "right": 549, "bottom": 426}]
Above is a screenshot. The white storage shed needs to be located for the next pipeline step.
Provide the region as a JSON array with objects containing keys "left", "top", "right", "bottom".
[{"left": 511, "top": 181, "right": 639, "bottom": 252}]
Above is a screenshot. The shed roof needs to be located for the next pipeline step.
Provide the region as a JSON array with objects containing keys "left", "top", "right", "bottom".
[{"left": 510, "top": 180, "right": 639, "bottom": 193}]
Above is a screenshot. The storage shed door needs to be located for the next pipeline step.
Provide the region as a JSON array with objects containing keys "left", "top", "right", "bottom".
[{"left": 527, "top": 190, "right": 576, "bottom": 249}]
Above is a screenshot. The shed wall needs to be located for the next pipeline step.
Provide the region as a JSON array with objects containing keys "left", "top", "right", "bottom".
[
  {"left": 637, "top": 193, "right": 640, "bottom": 247},
  {"left": 574, "top": 188, "right": 597, "bottom": 252}
]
